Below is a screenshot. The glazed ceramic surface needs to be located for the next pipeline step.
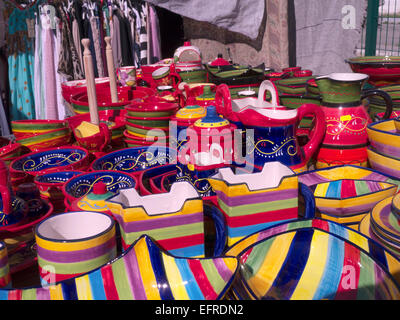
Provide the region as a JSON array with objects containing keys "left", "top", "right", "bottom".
[
  {"left": 315, "top": 73, "right": 392, "bottom": 168},
  {"left": 35, "top": 211, "right": 117, "bottom": 283},
  {"left": 367, "top": 147, "right": 400, "bottom": 179},
  {"left": 10, "top": 147, "right": 89, "bottom": 177},
  {"left": 225, "top": 218, "right": 400, "bottom": 300},
  {"left": 105, "top": 181, "right": 208, "bottom": 257},
  {"left": 62, "top": 171, "right": 137, "bottom": 202},
  {"left": 0, "top": 235, "right": 238, "bottom": 300},
  {"left": 310, "top": 179, "right": 397, "bottom": 226},
  {"left": 367, "top": 120, "right": 400, "bottom": 158},
  {"left": 91, "top": 147, "right": 173, "bottom": 175},
  {"left": 346, "top": 56, "right": 400, "bottom": 86},
  {"left": 208, "top": 162, "right": 299, "bottom": 246},
  {"left": 0, "top": 242, "right": 10, "bottom": 288}
]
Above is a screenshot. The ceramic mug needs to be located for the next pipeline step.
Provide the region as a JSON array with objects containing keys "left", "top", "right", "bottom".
[
  {"left": 35, "top": 211, "right": 117, "bottom": 283},
  {"left": 117, "top": 66, "right": 137, "bottom": 87}
]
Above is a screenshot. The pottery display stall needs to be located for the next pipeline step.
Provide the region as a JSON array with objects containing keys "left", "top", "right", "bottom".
[
  {"left": 314, "top": 73, "right": 393, "bottom": 169},
  {"left": 224, "top": 218, "right": 400, "bottom": 300}
]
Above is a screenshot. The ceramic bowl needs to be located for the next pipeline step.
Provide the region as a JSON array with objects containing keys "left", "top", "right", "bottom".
[
  {"left": 346, "top": 56, "right": 400, "bottom": 86},
  {"left": 61, "top": 77, "right": 110, "bottom": 104},
  {"left": 0, "top": 138, "right": 26, "bottom": 165},
  {"left": 125, "top": 123, "right": 169, "bottom": 137},
  {"left": 70, "top": 86, "right": 136, "bottom": 114},
  {"left": 298, "top": 164, "right": 400, "bottom": 191},
  {"left": 10, "top": 147, "right": 90, "bottom": 179},
  {"left": 225, "top": 218, "right": 400, "bottom": 300},
  {"left": 274, "top": 76, "right": 314, "bottom": 95},
  {"left": 125, "top": 115, "right": 170, "bottom": 128},
  {"left": 62, "top": 170, "right": 138, "bottom": 204},
  {"left": 12, "top": 119, "right": 68, "bottom": 138},
  {"left": 125, "top": 101, "right": 178, "bottom": 118},
  {"left": 90, "top": 147, "right": 174, "bottom": 177},
  {"left": 34, "top": 171, "right": 83, "bottom": 207},
  {"left": 367, "top": 120, "right": 400, "bottom": 158},
  {"left": 125, "top": 138, "right": 169, "bottom": 148},
  {"left": 367, "top": 147, "right": 400, "bottom": 179},
  {"left": 137, "top": 164, "right": 177, "bottom": 195},
  {"left": 0, "top": 234, "right": 238, "bottom": 300},
  {"left": 35, "top": 211, "right": 117, "bottom": 283},
  {"left": 15, "top": 126, "right": 72, "bottom": 152},
  {"left": 309, "top": 179, "right": 397, "bottom": 226}
]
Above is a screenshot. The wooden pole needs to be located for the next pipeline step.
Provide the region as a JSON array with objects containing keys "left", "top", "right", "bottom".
[
  {"left": 81, "top": 38, "right": 100, "bottom": 126},
  {"left": 104, "top": 36, "right": 119, "bottom": 103}
]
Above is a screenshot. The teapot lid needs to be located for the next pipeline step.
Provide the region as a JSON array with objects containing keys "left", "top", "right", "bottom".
[
  {"left": 175, "top": 105, "right": 206, "bottom": 120},
  {"left": 193, "top": 106, "right": 230, "bottom": 128},
  {"left": 74, "top": 182, "right": 114, "bottom": 212},
  {"left": 209, "top": 54, "right": 231, "bottom": 67}
]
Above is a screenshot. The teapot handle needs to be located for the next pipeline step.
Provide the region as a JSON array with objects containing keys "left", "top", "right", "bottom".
[
  {"left": 297, "top": 103, "right": 326, "bottom": 163},
  {"left": 257, "top": 80, "right": 279, "bottom": 107},
  {"left": 99, "top": 122, "right": 112, "bottom": 151},
  {"left": 361, "top": 89, "right": 393, "bottom": 120},
  {"left": 215, "top": 84, "right": 233, "bottom": 119}
]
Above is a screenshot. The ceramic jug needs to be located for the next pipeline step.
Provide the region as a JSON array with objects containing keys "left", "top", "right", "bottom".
[
  {"left": 315, "top": 73, "right": 393, "bottom": 168},
  {"left": 232, "top": 104, "right": 325, "bottom": 173}
]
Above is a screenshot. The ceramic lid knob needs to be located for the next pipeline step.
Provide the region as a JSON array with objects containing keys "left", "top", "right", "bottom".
[
  {"left": 193, "top": 105, "right": 230, "bottom": 128},
  {"left": 93, "top": 181, "right": 108, "bottom": 195},
  {"left": 184, "top": 41, "right": 191, "bottom": 46}
]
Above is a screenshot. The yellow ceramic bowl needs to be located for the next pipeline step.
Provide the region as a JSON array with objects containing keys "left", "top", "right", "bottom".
[
  {"left": 367, "top": 120, "right": 400, "bottom": 158},
  {"left": 367, "top": 147, "right": 400, "bottom": 179}
]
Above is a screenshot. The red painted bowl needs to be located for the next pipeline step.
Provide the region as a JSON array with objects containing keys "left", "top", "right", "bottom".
[
  {"left": 61, "top": 77, "right": 110, "bottom": 103},
  {"left": 346, "top": 56, "right": 400, "bottom": 86}
]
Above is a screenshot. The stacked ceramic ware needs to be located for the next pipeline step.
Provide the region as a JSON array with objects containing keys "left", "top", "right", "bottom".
[
  {"left": 123, "top": 98, "right": 178, "bottom": 147},
  {"left": 367, "top": 118, "right": 400, "bottom": 179}
]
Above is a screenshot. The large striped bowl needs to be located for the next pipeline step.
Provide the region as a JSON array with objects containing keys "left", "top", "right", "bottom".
[
  {"left": 225, "top": 218, "right": 400, "bottom": 300},
  {"left": 310, "top": 179, "right": 397, "bottom": 227},
  {"left": 0, "top": 235, "right": 238, "bottom": 300},
  {"left": 368, "top": 147, "right": 400, "bottom": 179},
  {"left": 35, "top": 211, "right": 117, "bottom": 283}
]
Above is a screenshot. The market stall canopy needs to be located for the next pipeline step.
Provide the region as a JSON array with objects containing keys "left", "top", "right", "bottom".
[{"left": 144, "top": 0, "right": 265, "bottom": 40}]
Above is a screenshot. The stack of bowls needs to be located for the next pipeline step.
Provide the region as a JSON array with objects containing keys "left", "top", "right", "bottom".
[
  {"left": 274, "top": 75, "right": 314, "bottom": 96},
  {"left": 124, "top": 99, "right": 178, "bottom": 147},
  {"left": 367, "top": 119, "right": 400, "bottom": 179},
  {"left": 359, "top": 193, "right": 400, "bottom": 258},
  {"left": 0, "top": 137, "right": 29, "bottom": 166},
  {"left": 11, "top": 120, "right": 72, "bottom": 152}
]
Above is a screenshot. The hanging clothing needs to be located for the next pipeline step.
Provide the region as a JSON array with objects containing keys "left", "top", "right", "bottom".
[
  {"left": 139, "top": 6, "right": 148, "bottom": 66},
  {"left": 6, "top": 1, "right": 38, "bottom": 120},
  {"left": 111, "top": 13, "right": 122, "bottom": 69},
  {"left": 90, "top": 15, "right": 105, "bottom": 77},
  {"left": 148, "top": 4, "right": 161, "bottom": 64}
]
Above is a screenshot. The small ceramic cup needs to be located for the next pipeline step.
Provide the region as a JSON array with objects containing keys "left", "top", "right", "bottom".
[
  {"left": 35, "top": 211, "right": 117, "bottom": 284},
  {"left": 0, "top": 241, "right": 11, "bottom": 288},
  {"left": 117, "top": 66, "right": 137, "bottom": 87}
]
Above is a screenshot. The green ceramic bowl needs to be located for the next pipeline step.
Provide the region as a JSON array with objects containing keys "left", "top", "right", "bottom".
[
  {"left": 125, "top": 117, "right": 170, "bottom": 128},
  {"left": 178, "top": 69, "right": 208, "bottom": 84},
  {"left": 126, "top": 123, "right": 169, "bottom": 137}
]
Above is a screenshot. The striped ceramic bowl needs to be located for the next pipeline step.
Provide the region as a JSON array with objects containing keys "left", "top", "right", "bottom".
[
  {"left": 0, "top": 235, "right": 238, "bottom": 300},
  {"left": 35, "top": 211, "right": 117, "bottom": 283},
  {"left": 367, "top": 120, "right": 400, "bottom": 159},
  {"left": 225, "top": 218, "right": 400, "bottom": 300}
]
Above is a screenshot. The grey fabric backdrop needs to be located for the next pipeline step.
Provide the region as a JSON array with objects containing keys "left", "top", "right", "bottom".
[{"left": 144, "top": 0, "right": 265, "bottom": 40}]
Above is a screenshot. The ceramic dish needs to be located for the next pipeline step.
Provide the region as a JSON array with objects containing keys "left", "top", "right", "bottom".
[
  {"left": 367, "top": 120, "right": 400, "bottom": 158},
  {"left": 370, "top": 196, "right": 400, "bottom": 245},
  {"left": 0, "top": 235, "right": 238, "bottom": 300},
  {"left": 9, "top": 147, "right": 90, "bottom": 179},
  {"left": 225, "top": 218, "right": 400, "bottom": 300},
  {"left": 62, "top": 170, "right": 138, "bottom": 203},
  {"left": 367, "top": 147, "right": 400, "bottom": 179},
  {"left": 310, "top": 179, "right": 397, "bottom": 216},
  {"left": 15, "top": 127, "right": 72, "bottom": 152},
  {"left": 90, "top": 147, "right": 174, "bottom": 176},
  {"left": 346, "top": 56, "right": 400, "bottom": 86}
]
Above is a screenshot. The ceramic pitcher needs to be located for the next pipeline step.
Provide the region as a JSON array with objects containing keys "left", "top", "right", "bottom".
[
  {"left": 315, "top": 73, "right": 393, "bottom": 168},
  {"left": 234, "top": 104, "right": 325, "bottom": 173}
]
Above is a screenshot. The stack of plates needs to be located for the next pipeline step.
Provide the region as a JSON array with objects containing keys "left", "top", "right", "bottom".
[{"left": 359, "top": 193, "right": 400, "bottom": 258}]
